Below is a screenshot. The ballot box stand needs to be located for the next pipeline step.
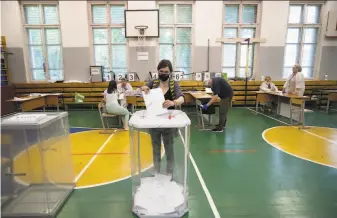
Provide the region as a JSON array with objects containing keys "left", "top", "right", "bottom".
[{"left": 129, "top": 110, "right": 191, "bottom": 217}]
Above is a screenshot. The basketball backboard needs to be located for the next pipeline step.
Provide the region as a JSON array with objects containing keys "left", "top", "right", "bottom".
[{"left": 124, "top": 9, "right": 159, "bottom": 38}]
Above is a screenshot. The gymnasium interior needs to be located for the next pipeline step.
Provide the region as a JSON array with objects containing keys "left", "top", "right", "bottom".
[{"left": 1, "top": 1, "right": 337, "bottom": 218}]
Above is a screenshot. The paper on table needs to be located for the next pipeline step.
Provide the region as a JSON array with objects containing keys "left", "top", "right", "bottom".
[
  {"left": 118, "top": 93, "right": 125, "bottom": 100},
  {"left": 142, "top": 88, "right": 168, "bottom": 116},
  {"left": 205, "top": 88, "right": 212, "bottom": 94}
]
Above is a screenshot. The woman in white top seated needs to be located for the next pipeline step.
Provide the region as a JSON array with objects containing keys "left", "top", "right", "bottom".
[
  {"left": 283, "top": 64, "right": 305, "bottom": 96},
  {"left": 260, "top": 76, "right": 278, "bottom": 92},
  {"left": 259, "top": 76, "right": 278, "bottom": 112},
  {"left": 103, "top": 80, "right": 130, "bottom": 130}
]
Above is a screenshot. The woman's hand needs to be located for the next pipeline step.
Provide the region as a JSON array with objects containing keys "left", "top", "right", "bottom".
[
  {"left": 140, "top": 86, "right": 150, "bottom": 94},
  {"left": 163, "top": 100, "right": 175, "bottom": 108}
]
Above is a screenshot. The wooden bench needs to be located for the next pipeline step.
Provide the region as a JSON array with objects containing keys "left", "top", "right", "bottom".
[{"left": 12, "top": 80, "right": 337, "bottom": 108}]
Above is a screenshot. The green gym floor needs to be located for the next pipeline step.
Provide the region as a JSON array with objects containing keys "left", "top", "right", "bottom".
[{"left": 57, "top": 107, "right": 337, "bottom": 218}]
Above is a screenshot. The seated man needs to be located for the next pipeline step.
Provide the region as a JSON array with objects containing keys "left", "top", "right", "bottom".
[
  {"left": 117, "top": 78, "right": 133, "bottom": 109},
  {"left": 259, "top": 76, "right": 278, "bottom": 112}
]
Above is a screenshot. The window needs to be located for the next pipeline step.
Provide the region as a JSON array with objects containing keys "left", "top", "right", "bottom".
[
  {"left": 90, "top": 3, "right": 127, "bottom": 78},
  {"left": 22, "top": 4, "right": 63, "bottom": 81},
  {"left": 283, "top": 4, "right": 321, "bottom": 78},
  {"left": 158, "top": 3, "right": 193, "bottom": 77},
  {"left": 222, "top": 3, "right": 259, "bottom": 78}
]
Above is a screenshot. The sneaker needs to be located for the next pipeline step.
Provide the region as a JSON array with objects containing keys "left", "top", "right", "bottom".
[{"left": 212, "top": 127, "right": 223, "bottom": 132}]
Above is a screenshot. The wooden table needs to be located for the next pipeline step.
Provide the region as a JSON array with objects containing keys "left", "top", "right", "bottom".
[
  {"left": 255, "top": 91, "right": 310, "bottom": 127},
  {"left": 317, "top": 89, "right": 337, "bottom": 113},
  {"left": 189, "top": 91, "right": 214, "bottom": 130},
  {"left": 7, "top": 93, "right": 62, "bottom": 112}
]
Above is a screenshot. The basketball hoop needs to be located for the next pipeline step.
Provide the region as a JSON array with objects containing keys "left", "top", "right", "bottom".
[{"left": 135, "top": 25, "right": 148, "bottom": 46}]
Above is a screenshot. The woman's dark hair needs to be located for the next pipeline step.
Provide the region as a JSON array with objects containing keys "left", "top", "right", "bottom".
[
  {"left": 107, "top": 80, "right": 117, "bottom": 94},
  {"left": 157, "top": 59, "right": 173, "bottom": 72}
]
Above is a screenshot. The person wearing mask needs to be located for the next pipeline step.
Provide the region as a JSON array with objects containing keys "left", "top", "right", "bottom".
[
  {"left": 103, "top": 80, "right": 131, "bottom": 130},
  {"left": 203, "top": 77, "right": 233, "bottom": 132},
  {"left": 283, "top": 64, "right": 305, "bottom": 96},
  {"left": 140, "top": 59, "right": 184, "bottom": 176},
  {"left": 259, "top": 76, "right": 278, "bottom": 112}
]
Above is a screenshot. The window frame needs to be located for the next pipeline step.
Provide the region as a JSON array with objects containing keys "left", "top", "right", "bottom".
[
  {"left": 88, "top": 1, "right": 129, "bottom": 77},
  {"left": 157, "top": 1, "right": 195, "bottom": 77},
  {"left": 283, "top": 2, "right": 323, "bottom": 79},
  {"left": 221, "top": 1, "right": 261, "bottom": 78},
  {"left": 21, "top": 2, "right": 63, "bottom": 82}
]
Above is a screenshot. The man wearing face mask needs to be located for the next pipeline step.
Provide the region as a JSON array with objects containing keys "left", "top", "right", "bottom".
[{"left": 140, "top": 59, "right": 184, "bottom": 176}]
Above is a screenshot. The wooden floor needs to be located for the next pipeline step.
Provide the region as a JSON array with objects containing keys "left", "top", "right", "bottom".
[{"left": 3, "top": 107, "right": 337, "bottom": 218}]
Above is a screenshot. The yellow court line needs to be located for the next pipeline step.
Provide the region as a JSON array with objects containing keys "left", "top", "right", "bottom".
[{"left": 74, "top": 130, "right": 116, "bottom": 183}]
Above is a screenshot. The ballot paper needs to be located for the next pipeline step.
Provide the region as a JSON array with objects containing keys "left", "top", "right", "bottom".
[
  {"left": 133, "top": 175, "right": 185, "bottom": 215},
  {"left": 142, "top": 88, "right": 168, "bottom": 116},
  {"left": 118, "top": 93, "right": 125, "bottom": 100},
  {"left": 205, "top": 87, "right": 212, "bottom": 94}
]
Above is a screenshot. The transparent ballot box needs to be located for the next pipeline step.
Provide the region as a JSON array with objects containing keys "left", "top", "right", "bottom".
[
  {"left": 1, "top": 112, "right": 74, "bottom": 218},
  {"left": 129, "top": 110, "right": 191, "bottom": 217}
]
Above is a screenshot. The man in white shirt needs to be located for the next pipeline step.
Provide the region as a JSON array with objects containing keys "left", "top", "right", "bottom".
[
  {"left": 117, "top": 78, "right": 133, "bottom": 108},
  {"left": 117, "top": 78, "right": 133, "bottom": 94}
]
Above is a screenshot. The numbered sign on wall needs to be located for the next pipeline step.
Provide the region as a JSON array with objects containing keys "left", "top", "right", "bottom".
[
  {"left": 152, "top": 72, "right": 158, "bottom": 80},
  {"left": 195, "top": 72, "right": 202, "bottom": 81},
  {"left": 105, "top": 74, "right": 112, "bottom": 82},
  {"left": 116, "top": 73, "right": 124, "bottom": 81},
  {"left": 215, "top": 72, "right": 222, "bottom": 78},
  {"left": 204, "top": 72, "right": 211, "bottom": 81},
  {"left": 172, "top": 71, "right": 183, "bottom": 81},
  {"left": 128, "top": 73, "right": 135, "bottom": 82}
]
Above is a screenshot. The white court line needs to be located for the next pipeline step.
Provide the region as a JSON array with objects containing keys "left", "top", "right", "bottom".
[
  {"left": 75, "top": 131, "right": 165, "bottom": 189},
  {"left": 246, "top": 108, "right": 289, "bottom": 125},
  {"left": 178, "top": 131, "right": 221, "bottom": 218},
  {"left": 300, "top": 129, "right": 337, "bottom": 145},
  {"left": 262, "top": 128, "right": 336, "bottom": 169},
  {"left": 246, "top": 108, "right": 337, "bottom": 144},
  {"left": 74, "top": 130, "right": 116, "bottom": 183}
]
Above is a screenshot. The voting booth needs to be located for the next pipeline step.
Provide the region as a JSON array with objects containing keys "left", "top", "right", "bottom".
[
  {"left": 1, "top": 112, "right": 74, "bottom": 218},
  {"left": 129, "top": 109, "right": 191, "bottom": 217}
]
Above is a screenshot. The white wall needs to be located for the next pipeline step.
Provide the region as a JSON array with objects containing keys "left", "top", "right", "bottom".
[
  {"left": 195, "top": 1, "right": 223, "bottom": 47},
  {"left": 322, "top": 1, "right": 337, "bottom": 47},
  {"left": 260, "top": 1, "right": 289, "bottom": 47},
  {"left": 1, "top": 1, "right": 24, "bottom": 47},
  {"left": 128, "top": 1, "right": 156, "bottom": 10},
  {"left": 59, "top": 1, "right": 89, "bottom": 47}
]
